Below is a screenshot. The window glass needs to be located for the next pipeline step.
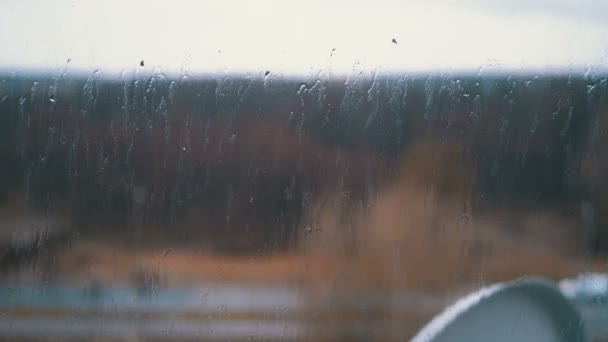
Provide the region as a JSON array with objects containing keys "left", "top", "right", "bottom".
[{"left": 1, "top": 0, "right": 607, "bottom": 340}]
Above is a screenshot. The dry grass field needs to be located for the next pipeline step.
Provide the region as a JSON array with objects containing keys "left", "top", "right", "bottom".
[{"left": 4, "top": 139, "right": 604, "bottom": 292}]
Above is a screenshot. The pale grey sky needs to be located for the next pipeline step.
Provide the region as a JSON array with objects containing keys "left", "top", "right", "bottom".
[{"left": 0, "top": 0, "right": 607, "bottom": 75}]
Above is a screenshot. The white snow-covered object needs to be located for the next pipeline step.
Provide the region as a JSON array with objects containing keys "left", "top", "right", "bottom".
[
  {"left": 559, "top": 273, "right": 608, "bottom": 301},
  {"left": 412, "top": 278, "right": 585, "bottom": 342}
]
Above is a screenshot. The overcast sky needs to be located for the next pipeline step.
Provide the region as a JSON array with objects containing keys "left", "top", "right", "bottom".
[{"left": 1, "top": 0, "right": 607, "bottom": 75}]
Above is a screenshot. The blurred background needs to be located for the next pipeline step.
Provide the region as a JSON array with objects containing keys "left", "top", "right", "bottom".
[{"left": 0, "top": 0, "right": 607, "bottom": 340}]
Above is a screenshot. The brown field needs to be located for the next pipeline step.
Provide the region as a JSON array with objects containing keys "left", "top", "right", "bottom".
[{"left": 4, "top": 139, "right": 605, "bottom": 294}]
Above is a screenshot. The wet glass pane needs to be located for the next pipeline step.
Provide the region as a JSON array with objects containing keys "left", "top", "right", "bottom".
[{"left": 1, "top": 0, "right": 607, "bottom": 340}]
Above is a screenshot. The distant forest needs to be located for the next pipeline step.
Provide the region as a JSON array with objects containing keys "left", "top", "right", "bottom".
[{"left": 1, "top": 71, "right": 607, "bottom": 253}]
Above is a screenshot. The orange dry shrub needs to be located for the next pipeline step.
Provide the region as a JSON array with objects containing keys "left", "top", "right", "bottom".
[{"left": 300, "top": 139, "right": 594, "bottom": 291}]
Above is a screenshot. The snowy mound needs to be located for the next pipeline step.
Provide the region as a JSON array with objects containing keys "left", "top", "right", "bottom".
[{"left": 413, "top": 278, "right": 584, "bottom": 342}]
